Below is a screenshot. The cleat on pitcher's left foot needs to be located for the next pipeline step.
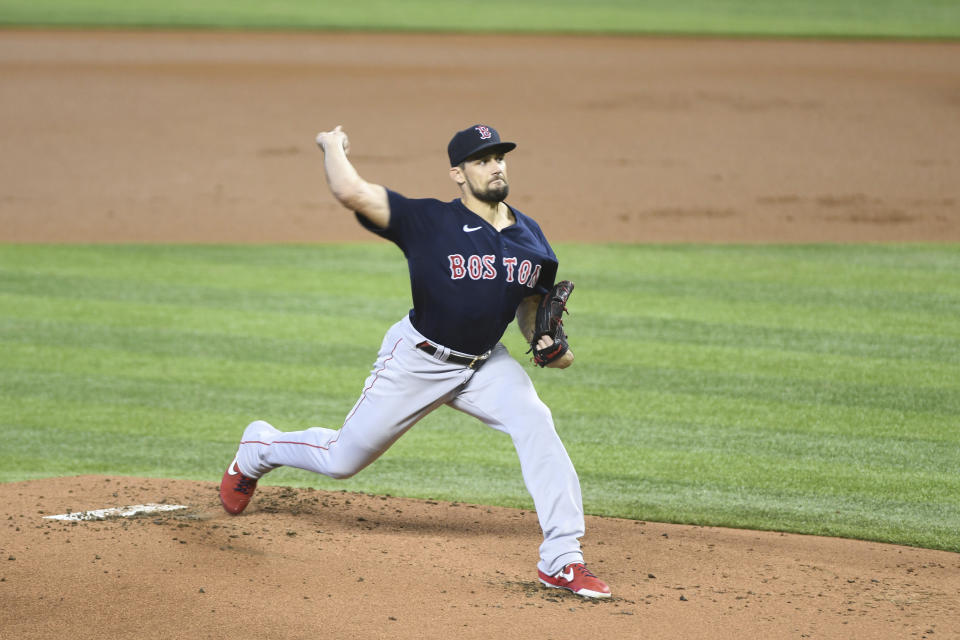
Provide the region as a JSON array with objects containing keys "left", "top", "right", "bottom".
[{"left": 538, "top": 562, "right": 611, "bottom": 598}]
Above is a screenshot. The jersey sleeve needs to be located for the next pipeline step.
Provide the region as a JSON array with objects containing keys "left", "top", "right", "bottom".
[
  {"left": 354, "top": 189, "right": 434, "bottom": 254},
  {"left": 537, "top": 260, "right": 558, "bottom": 294},
  {"left": 527, "top": 216, "right": 559, "bottom": 294}
]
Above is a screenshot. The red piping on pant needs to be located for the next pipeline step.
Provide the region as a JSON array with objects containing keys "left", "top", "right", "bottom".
[{"left": 246, "top": 338, "right": 403, "bottom": 452}]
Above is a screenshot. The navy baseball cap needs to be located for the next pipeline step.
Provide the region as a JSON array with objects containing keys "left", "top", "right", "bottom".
[{"left": 447, "top": 124, "right": 517, "bottom": 166}]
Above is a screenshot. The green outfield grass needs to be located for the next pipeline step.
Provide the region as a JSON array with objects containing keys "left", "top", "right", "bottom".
[
  {"left": 0, "top": 0, "right": 958, "bottom": 39},
  {"left": 1, "top": 244, "right": 958, "bottom": 552}
]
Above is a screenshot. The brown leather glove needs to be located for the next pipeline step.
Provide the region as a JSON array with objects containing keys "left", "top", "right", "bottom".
[{"left": 530, "top": 280, "right": 574, "bottom": 367}]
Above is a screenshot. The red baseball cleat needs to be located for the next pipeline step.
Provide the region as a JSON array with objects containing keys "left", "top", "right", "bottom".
[
  {"left": 219, "top": 456, "right": 258, "bottom": 515},
  {"left": 538, "top": 563, "right": 611, "bottom": 598}
]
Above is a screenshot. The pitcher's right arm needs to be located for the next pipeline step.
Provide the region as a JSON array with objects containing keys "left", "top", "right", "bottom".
[{"left": 316, "top": 125, "right": 389, "bottom": 229}]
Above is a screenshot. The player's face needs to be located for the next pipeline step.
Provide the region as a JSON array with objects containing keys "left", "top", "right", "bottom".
[{"left": 462, "top": 153, "right": 509, "bottom": 203}]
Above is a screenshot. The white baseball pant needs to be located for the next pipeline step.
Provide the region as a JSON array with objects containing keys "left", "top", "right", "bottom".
[{"left": 235, "top": 315, "right": 586, "bottom": 575}]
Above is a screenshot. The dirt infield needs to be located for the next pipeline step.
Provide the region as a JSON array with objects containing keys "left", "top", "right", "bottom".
[
  {"left": 1, "top": 30, "right": 958, "bottom": 243},
  {"left": 1, "top": 30, "right": 959, "bottom": 639}
]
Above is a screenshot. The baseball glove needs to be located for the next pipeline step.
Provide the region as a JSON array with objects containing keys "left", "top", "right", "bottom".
[{"left": 530, "top": 280, "right": 574, "bottom": 367}]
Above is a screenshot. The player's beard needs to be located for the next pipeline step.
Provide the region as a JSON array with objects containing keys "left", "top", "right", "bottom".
[{"left": 471, "top": 179, "right": 509, "bottom": 204}]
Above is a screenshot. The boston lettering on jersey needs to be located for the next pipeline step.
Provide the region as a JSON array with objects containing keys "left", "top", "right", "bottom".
[
  {"left": 447, "top": 254, "right": 542, "bottom": 286},
  {"left": 356, "top": 189, "right": 559, "bottom": 355}
]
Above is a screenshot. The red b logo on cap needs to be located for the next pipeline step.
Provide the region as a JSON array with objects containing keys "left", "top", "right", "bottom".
[{"left": 475, "top": 126, "right": 492, "bottom": 140}]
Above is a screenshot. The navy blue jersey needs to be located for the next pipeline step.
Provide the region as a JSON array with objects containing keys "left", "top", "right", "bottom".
[{"left": 357, "top": 189, "right": 559, "bottom": 355}]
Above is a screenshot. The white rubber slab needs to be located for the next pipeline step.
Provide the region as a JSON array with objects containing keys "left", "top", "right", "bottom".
[{"left": 43, "top": 503, "right": 189, "bottom": 521}]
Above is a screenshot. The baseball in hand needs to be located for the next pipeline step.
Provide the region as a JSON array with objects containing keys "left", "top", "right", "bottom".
[{"left": 316, "top": 125, "right": 349, "bottom": 154}]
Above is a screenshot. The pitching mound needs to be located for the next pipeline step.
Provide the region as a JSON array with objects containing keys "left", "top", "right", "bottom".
[{"left": 1, "top": 476, "right": 957, "bottom": 639}]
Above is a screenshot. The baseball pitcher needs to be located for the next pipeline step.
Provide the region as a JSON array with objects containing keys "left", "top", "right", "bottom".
[{"left": 219, "top": 124, "right": 610, "bottom": 598}]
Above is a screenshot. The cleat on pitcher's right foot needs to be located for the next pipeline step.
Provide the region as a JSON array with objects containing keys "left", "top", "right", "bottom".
[
  {"left": 219, "top": 456, "right": 258, "bottom": 515},
  {"left": 218, "top": 421, "right": 282, "bottom": 514}
]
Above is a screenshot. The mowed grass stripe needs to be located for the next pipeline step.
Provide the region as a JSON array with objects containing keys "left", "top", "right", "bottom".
[
  {"left": 553, "top": 362, "right": 958, "bottom": 415},
  {"left": 553, "top": 387, "right": 956, "bottom": 442},
  {"left": 574, "top": 243, "right": 959, "bottom": 279},
  {"left": 578, "top": 339, "right": 958, "bottom": 389},
  {"left": 1, "top": 315, "right": 385, "bottom": 363},
  {"left": 7, "top": 323, "right": 956, "bottom": 394},
  {"left": 1, "top": 244, "right": 958, "bottom": 552},
  {"left": 1, "top": 0, "right": 958, "bottom": 38},
  {"left": 589, "top": 476, "right": 957, "bottom": 551},
  {"left": 578, "top": 316, "right": 958, "bottom": 363},
  {"left": 6, "top": 323, "right": 956, "bottom": 420},
  {"left": 0, "top": 272, "right": 409, "bottom": 319},
  {"left": 2, "top": 368, "right": 337, "bottom": 418},
  {"left": 6, "top": 351, "right": 954, "bottom": 424},
  {"left": 567, "top": 414, "right": 956, "bottom": 473},
  {"left": 0, "top": 341, "right": 367, "bottom": 400}
]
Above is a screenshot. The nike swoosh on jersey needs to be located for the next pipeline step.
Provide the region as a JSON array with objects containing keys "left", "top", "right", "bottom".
[{"left": 462, "top": 224, "right": 482, "bottom": 232}]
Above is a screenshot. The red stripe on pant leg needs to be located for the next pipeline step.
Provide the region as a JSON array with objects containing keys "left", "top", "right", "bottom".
[
  {"left": 251, "top": 338, "right": 404, "bottom": 452},
  {"left": 340, "top": 337, "right": 403, "bottom": 428}
]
